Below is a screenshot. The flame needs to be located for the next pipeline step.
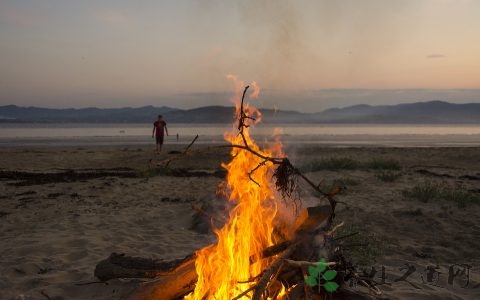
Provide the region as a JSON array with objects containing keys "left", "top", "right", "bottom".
[{"left": 186, "top": 77, "right": 286, "bottom": 299}]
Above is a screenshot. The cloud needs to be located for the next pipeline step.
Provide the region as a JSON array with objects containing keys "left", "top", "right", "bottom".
[{"left": 426, "top": 54, "right": 446, "bottom": 59}]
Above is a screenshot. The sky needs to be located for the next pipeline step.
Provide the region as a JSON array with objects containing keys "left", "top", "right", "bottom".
[{"left": 1, "top": 0, "right": 480, "bottom": 112}]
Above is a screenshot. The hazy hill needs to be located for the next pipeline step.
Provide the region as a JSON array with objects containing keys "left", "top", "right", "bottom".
[
  {"left": 0, "top": 105, "right": 179, "bottom": 123},
  {"left": 317, "top": 101, "right": 480, "bottom": 123},
  {"left": 1, "top": 101, "right": 480, "bottom": 124},
  {"left": 0, "top": 105, "right": 306, "bottom": 124}
]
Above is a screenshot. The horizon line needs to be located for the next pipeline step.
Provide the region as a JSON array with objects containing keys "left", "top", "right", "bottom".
[{"left": 1, "top": 99, "right": 480, "bottom": 112}]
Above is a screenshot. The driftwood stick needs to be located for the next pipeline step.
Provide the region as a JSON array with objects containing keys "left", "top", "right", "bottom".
[
  {"left": 283, "top": 259, "right": 337, "bottom": 268},
  {"left": 231, "top": 285, "right": 257, "bottom": 300},
  {"left": 295, "top": 170, "right": 336, "bottom": 209},
  {"left": 248, "top": 159, "right": 269, "bottom": 186},
  {"left": 260, "top": 241, "right": 292, "bottom": 259},
  {"left": 40, "top": 290, "right": 52, "bottom": 300},
  {"left": 352, "top": 272, "right": 383, "bottom": 296},
  {"left": 94, "top": 252, "right": 195, "bottom": 281},
  {"left": 252, "top": 259, "right": 285, "bottom": 300},
  {"left": 248, "top": 241, "right": 292, "bottom": 265},
  {"left": 284, "top": 283, "right": 305, "bottom": 300},
  {"left": 330, "top": 221, "right": 345, "bottom": 234},
  {"left": 237, "top": 275, "right": 261, "bottom": 284},
  {"left": 251, "top": 245, "right": 296, "bottom": 300},
  {"left": 74, "top": 281, "right": 107, "bottom": 286},
  {"left": 334, "top": 231, "right": 359, "bottom": 241},
  {"left": 264, "top": 262, "right": 285, "bottom": 296},
  {"left": 162, "top": 134, "right": 199, "bottom": 167},
  {"left": 127, "top": 257, "right": 197, "bottom": 300},
  {"left": 237, "top": 86, "right": 256, "bottom": 139},
  {"left": 184, "top": 134, "right": 199, "bottom": 154},
  {"left": 221, "top": 145, "right": 284, "bottom": 164},
  {"left": 342, "top": 243, "right": 369, "bottom": 248}
]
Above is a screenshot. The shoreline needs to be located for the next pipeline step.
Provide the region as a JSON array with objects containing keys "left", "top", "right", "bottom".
[{"left": 2, "top": 133, "right": 480, "bottom": 148}]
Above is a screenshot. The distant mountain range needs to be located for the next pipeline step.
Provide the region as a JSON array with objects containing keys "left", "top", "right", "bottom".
[{"left": 1, "top": 101, "right": 480, "bottom": 124}]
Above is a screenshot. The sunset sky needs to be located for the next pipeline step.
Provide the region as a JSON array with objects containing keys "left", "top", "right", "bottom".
[{"left": 1, "top": 0, "right": 480, "bottom": 112}]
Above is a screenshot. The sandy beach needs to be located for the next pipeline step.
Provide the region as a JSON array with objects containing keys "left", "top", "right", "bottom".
[{"left": 1, "top": 143, "right": 480, "bottom": 299}]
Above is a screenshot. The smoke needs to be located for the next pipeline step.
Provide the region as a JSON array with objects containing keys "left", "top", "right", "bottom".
[
  {"left": 187, "top": 0, "right": 419, "bottom": 97},
  {"left": 185, "top": 0, "right": 312, "bottom": 91},
  {"left": 234, "top": 0, "right": 307, "bottom": 89}
]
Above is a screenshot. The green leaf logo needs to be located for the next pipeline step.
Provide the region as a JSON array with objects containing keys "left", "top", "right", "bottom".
[
  {"left": 308, "top": 265, "right": 319, "bottom": 278},
  {"left": 304, "top": 258, "right": 339, "bottom": 293},
  {"left": 317, "top": 258, "right": 327, "bottom": 273},
  {"left": 324, "top": 281, "right": 339, "bottom": 292},
  {"left": 322, "top": 270, "right": 337, "bottom": 281},
  {"left": 305, "top": 275, "right": 317, "bottom": 286}
]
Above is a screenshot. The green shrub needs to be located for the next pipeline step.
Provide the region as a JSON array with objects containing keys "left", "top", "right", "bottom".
[
  {"left": 138, "top": 167, "right": 172, "bottom": 177},
  {"left": 301, "top": 157, "right": 401, "bottom": 173},
  {"left": 302, "top": 157, "right": 359, "bottom": 172},
  {"left": 402, "top": 181, "right": 441, "bottom": 203},
  {"left": 375, "top": 170, "right": 402, "bottom": 182},
  {"left": 367, "top": 158, "right": 401, "bottom": 170},
  {"left": 397, "top": 208, "right": 424, "bottom": 216},
  {"left": 332, "top": 177, "right": 360, "bottom": 186},
  {"left": 335, "top": 224, "right": 389, "bottom": 265},
  {"left": 440, "top": 188, "right": 480, "bottom": 208},
  {"left": 402, "top": 181, "right": 480, "bottom": 208}
]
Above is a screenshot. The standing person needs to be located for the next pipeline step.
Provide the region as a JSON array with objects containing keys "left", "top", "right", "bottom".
[{"left": 152, "top": 115, "right": 168, "bottom": 153}]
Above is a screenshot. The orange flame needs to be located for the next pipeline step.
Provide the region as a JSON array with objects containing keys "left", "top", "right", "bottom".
[{"left": 186, "top": 77, "right": 286, "bottom": 299}]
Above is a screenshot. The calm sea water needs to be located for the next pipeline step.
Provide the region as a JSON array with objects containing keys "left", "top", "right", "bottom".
[{"left": 1, "top": 123, "right": 480, "bottom": 147}]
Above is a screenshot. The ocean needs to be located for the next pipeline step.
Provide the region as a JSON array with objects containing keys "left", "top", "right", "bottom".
[{"left": 1, "top": 123, "right": 480, "bottom": 147}]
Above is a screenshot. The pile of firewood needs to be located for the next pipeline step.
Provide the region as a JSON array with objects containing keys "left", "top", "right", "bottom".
[
  {"left": 94, "top": 86, "right": 384, "bottom": 299},
  {"left": 94, "top": 202, "right": 381, "bottom": 299}
]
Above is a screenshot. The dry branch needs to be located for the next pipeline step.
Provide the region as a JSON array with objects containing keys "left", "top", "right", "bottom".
[
  {"left": 157, "top": 134, "right": 199, "bottom": 167},
  {"left": 252, "top": 255, "right": 289, "bottom": 300},
  {"left": 283, "top": 259, "right": 337, "bottom": 268},
  {"left": 229, "top": 86, "right": 337, "bottom": 212}
]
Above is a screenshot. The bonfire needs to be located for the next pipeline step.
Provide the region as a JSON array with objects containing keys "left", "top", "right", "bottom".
[
  {"left": 94, "top": 78, "right": 383, "bottom": 300},
  {"left": 187, "top": 77, "right": 293, "bottom": 300}
]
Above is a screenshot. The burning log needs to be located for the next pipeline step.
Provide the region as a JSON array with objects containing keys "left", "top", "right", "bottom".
[
  {"left": 94, "top": 253, "right": 198, "bottom": 299},
  {"left": 127, "top": 258, "right": 197, "bottom": 300},
  {"left": 94, "top": 253, "right": 195, "bottom": 281}
]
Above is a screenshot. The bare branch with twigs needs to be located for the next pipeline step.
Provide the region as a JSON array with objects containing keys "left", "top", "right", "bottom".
[{"left": 228, "top": 85, "right": 337, "bottom": 211}]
